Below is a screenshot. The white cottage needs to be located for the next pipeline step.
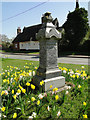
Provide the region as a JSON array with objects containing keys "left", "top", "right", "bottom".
[{"left": 12, "top": 15, "right": 59, "bottom": 51}]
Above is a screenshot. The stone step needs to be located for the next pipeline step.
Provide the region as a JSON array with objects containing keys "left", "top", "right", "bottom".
[
  {"left": 46, "top": 69, "right": 62, "bottom": 79},
  {"left": 36, "top": 68, "right": 62, "bottom": 79},
  {"left": 33, "top": 75, "right": 65, "bottom": 92},
  {"left": 43, "top": 76, "right": 65, "bottom": 91}
]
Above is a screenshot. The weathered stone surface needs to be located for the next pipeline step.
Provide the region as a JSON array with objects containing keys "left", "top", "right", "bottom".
[
  {"left": 39, "top": 38, "right": 58, "bottom": 69},
  {"left": 32, "top": 12, "right": 65, "bottom": 91},
  {"left": 43, "top": 76, "right": 65, "bottom": 91},
  {"left": 33, "top": 75, "right": 65, "bottom": 92}
]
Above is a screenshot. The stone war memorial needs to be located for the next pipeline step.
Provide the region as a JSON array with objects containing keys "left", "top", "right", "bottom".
[{"left": 33, "top": 12, "right": 65, "bottom": 91}]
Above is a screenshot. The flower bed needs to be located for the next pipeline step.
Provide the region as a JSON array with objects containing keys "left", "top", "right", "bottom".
[{"left": 0, "top": 63, "right": 89, "bottom": 119}]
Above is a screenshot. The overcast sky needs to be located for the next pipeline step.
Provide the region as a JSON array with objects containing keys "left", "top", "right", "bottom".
[{"left": 0, "top": 0, "right": 89, "bottom": 39}]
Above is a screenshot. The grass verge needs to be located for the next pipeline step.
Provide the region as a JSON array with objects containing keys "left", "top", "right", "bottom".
[
  {"left": 1, "top": 58, "right": 89, "bottom": 119},
  {"left": 1, "top": 58, "right": 88, "bottom": 72}
]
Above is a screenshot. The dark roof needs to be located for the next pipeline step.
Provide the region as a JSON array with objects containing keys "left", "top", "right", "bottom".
[
  {"left": 13, "top": 18, "right": 60, "bottom": 43},
  {"left": 13, "top": 24, "right": 42, "bottom": 43}
]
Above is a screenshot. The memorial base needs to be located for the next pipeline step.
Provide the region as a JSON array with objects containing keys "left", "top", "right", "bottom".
[{"left": 33, "top": 70, "right": 65, "bottom": 92}]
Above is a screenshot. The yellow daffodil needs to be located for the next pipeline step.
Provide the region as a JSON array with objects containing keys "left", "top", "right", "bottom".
[
  {"left": 13, "top": 113, "right": 17, "bottom": 119},
  {"left": 59, "top": 67, "right": 62, "bottom": 70},
  {"left": 1, "top": 91, "right": 5, "bottom": 96},
  {"left": 3, "top": 79, "right": 7, "bottom": 83},
  {"left": 82, "top": 66, "right": 84, "bottom": 69},
  {"left": 76, "top": 70, "right": 80, "bottom": 73},
  {"left": 72, "top": 74, "right": 75, "bottom": 78},
  {"left": 64, "top": 68, "right": 68, "bottom": 71},
  {"left": 12, "top": 90, "right": 14, "bottom": 94},
  {"left": 55, "top": 95, "right": 59, "bottom": 100},
  {"left": 31, "top": 84, "right": 35, "bottom": 90},
  {"left": 26, "top": 82, "right": 30, "bottom": 86},
  {"left": 7, "top": 72, "right": 10, "bottom": 76},
  {"left": 7, "top": 79, "right": 10, "bottom": 84},
  {"left": 1, "top": 107, "right": 5, "bottom": 112},
  {"left": 69, "top": 69, "right": 71, "bottom": 71},
  {"left": 13, "top": 95, "right": 17, "bottom": 99},
  {"left": 17, "top": 89, "right": 21, "bottom": 93},
  {"left": 22, "top": 89, "right": 26, "bottom": 94},
  {"left": 37, "top": 100, "right": 40, "bottom": 105},
  {"left": 3, "top": 73, "right": 5, "bottom": 75},
  {"left": 40, "top": 80, "right": 44, "bottom": 86},
  {"left": 50, "top": 85, "right": 52, "bottom": 88},
  {"left": 53, "top": 87, "right": 58, "bottom": 92},
  {"left": 31, "top": 97, "right": 35, "bottom": 102},
  {"left": 83, "top": 102, "right": 86, "bottom": 106},
  {"left": 83, "top": 114, "right": 87, "bottom": 118},
  {"left": 19, "top": 84, "right": 23, "bottom": 90},
  {"left": 78, "top": 85, "right": 81, "bottom": 88},
  {"left": 11, "top": 75, "right": 13, "bottom": 77},
  {"left": 76, "top": 75, "right": 79, "bottom": 79},
  {"left": 35, "top": 67, "right": 37, "bottom": 69},
  {"left": 29, "top": 70, "right": 32, "bottom": 73},
  {"left": 87, "top": 76, "right": 90, "bottom": 80},
  {"left": 12, "top": 82, "right": 15, "bottom": 86},
  {"left": 83, "top": 71, "right": 85, "bottom": 74},
  {"left": 83, "top": 73, "right": 87, "bottom": 77},
  {"left": 17, "top": 72, "right": 20, "bottom": 74}
]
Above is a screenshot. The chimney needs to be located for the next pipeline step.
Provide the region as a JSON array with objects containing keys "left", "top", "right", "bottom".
[
  {"left": 76, "top": 0, "right": 79, "bottom": 9},
  {"left": 17, "top": 27, "right": 21, "bottom": 35}
]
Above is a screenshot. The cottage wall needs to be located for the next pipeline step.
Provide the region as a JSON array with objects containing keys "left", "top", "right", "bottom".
[{"left": 19, "top": 41, "right": 39, "bottom": 50}]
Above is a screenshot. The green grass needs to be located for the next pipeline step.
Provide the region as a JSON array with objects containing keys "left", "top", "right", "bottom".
[
  {"left": 1, "top": 58, "right": 88, "bottom": 72},
  {"left": 1, "top": 49, "right": 39, "bottom": 54},
  {"left": 59, "top": 51, "right": 89, "bottom": 56},
  {"left": 0, "top": 50, "right": 6, "bottom": 53},
  {"left": 28, "top": 52, "right": 39, "bottom": 54},
  {"left": 2, "top": 58, "right": 39, "bottom": 70},
  {"left": 1, "top": 58, "right": 89, "bottom": 119},
  {"left": 0, "top": 58, "right": 88, "bottom": 86}
]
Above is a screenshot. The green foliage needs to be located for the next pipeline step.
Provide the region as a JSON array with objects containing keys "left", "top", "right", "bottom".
[
  {"left": 63, "top": 8, "right": 89, "bottom": 50},
  {"left": 81, "top": 27, "right": 90, "bottom": 44}
]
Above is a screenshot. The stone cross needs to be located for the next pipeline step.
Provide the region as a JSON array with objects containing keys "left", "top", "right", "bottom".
[{"left": 33, "top": 12, "right": 65, "bottom": 91}]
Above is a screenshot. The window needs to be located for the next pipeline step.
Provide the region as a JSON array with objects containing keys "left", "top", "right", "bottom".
[{"left": 15, "top": 44, "right": 17, "bottom": 48}]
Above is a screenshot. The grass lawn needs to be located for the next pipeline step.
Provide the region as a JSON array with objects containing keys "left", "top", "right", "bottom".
[
  {"left": 0, "top": 58, "right": 88, "bottom": 86},
  {"left": 0, "top": 49, "right": 39, "bottom": 55},
  {"left": 2, "top": 58, "right": 39, "bottom": 71},
  {"left": 59, "top": 51, "right": 89, "bottom": 56},
  {"left": 0, "top": 58, "right": 89, "bottom": 119},
  {"left": 1, "top": 58, "right": 88, "bottom": 72}
]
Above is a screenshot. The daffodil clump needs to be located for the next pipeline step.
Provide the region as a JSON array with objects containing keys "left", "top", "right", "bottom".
[{"left": 1, "top": 63, "right": 88, "bottom": 119}]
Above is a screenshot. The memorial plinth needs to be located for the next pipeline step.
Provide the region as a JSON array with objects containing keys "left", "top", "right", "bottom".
[{"left": 33, "top": 12, "right": 65, "bottom": 91}]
